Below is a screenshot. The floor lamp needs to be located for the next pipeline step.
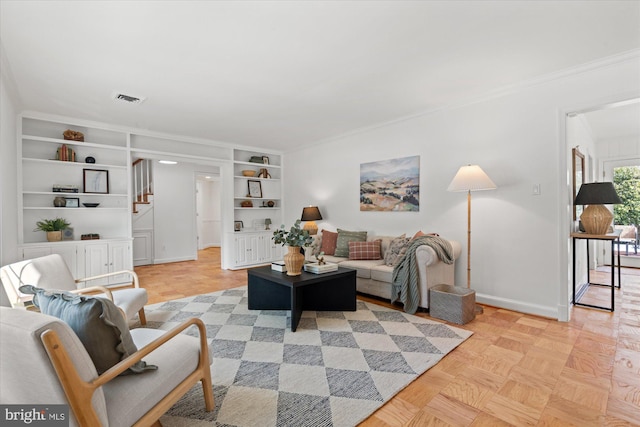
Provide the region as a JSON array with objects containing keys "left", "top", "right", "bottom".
[{"left": 447, "top": 165, "right": 497, "bottom": 313}]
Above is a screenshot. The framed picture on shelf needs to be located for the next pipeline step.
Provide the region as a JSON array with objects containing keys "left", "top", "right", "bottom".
[
  {"left": 83, "top": 169, "right": 109, "bottom": 194},
  {"left": 248, "top": 180, "right": 262, "bottom": 198},
  {"left": 62, "top": 228, "right": 74, "bottom": 241},
  {"left": 64, "top": 197, "right": 80, "bottom": 208},
  {"left": 234, "top": 221, "right": 244, "bottom": 232}
]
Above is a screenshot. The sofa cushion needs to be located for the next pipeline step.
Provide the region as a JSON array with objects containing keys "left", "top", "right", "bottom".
[
  {"left": 20, "top": 285, "right": 156, "bottom": 375},
  {"left": 384, "top": 234, "right": 410, "bottom": 266},
  {"left": 339, "top": 259, "right": 384, "bottom": 279},
  {"left": 348, "top": 240, "right": 381, "bottom": 260},
  {"left": 371, "top": 264, "right": 394, "bottom": 283},
  {"left": 335, "top": 229, "right": 367, "bottom": 257},
  {"left": 320, "top": 229, "right": 338, "bottom": 255}
]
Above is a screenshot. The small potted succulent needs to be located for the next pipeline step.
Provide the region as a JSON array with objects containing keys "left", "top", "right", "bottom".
[
  {"left": 272, "top": 220, "right": 313, "bottom": 276},
  {"left": 34, "top": 217, "right": 71, "bottom": 242}
]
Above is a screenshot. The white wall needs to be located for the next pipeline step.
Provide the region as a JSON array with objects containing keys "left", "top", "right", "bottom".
[
  {"left": 0, "top": 64, "right": 19, "bottom": 266},
  {"left": 284, "top": 57, "right": 640, "bottom": 320}
]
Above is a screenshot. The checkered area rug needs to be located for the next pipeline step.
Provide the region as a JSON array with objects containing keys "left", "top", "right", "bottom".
[{"left": 135, "top": 287, "right": 472, "bottom": 427}]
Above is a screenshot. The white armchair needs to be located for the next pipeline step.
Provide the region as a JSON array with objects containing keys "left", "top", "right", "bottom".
[
  {"left": 0, "top": 307, "right": 213, "bottom": 426},
  {"left": 0, "top": 254, "right": 148, "bottom": 324}
]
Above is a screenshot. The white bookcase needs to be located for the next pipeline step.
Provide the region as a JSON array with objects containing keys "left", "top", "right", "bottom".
[
  {"left": 18, "top": 115, "right": 133, "bottom": 279},
  {"left": 16, "top": 113, "right": 287, "bottom": 273},
  {"left": 229, "top": 149, "right": 283, "bottom": 268}
]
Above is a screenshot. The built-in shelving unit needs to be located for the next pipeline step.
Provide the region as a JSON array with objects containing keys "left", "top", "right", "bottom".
[
  {"left": 18, "top": 115, "right": 133, "bottom": 281},
  {"left": 16, "top": 113, "right": 286, "bottom": 273},
  {"left": 20, "top": 116, "right": 131, "bottom": 245},
  {"left": 230, "top": 149, "right": 284, "bottom": 268}
]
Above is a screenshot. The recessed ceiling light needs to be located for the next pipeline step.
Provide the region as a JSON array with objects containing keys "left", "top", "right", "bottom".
[{"left": 159, "top": 160, "right": 177, "bottom": 165}]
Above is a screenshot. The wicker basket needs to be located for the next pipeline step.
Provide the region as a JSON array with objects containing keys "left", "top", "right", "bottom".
[{"left": 429, "top": 284, "right": 476, "bottom": 325}]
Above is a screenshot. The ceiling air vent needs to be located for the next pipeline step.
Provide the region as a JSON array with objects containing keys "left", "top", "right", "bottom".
[{"left": 112, "top": 92, "right": 146, "bottom": 104}]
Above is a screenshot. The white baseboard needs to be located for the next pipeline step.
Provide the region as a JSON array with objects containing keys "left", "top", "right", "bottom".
[
  {"left": 153, "top": 255, "right": 196, "bottom": 264},
  {"left": 476, "top": 293, "right": 558, "bottom": 319}
]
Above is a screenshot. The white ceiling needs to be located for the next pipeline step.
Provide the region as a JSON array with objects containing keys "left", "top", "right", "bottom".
[{"left": 1, "top": 1, "right": 639, "bottom": 151}]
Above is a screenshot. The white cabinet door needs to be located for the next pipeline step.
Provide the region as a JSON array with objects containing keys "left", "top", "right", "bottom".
[
  {"left": 235, "top": 235, "right": 248, "bottom": 265},
  {"left": 109, "top": 241, "right": 132, "bottom": 285},
  {"left": 84, "top": 241, "right": 132, "bottom": 286},
  {"left": 84, "top": 243, "right": 110, "bottom": 285},
  {"left": 234, "top": 234, "right": 262, "bottom": 266}
]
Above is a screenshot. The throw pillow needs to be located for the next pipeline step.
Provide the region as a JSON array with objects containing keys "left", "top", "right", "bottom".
[
  {"left": 412, "top": 230, "right": 440, "bottom": 240},
  {"left": 384, "top": 234, "right": 410, "bottom": 266},
  {"left": 334, "top": 229, "right": 367, "bottom": 258},
  {"left": 320, "top": 229, "right": 338, "bottom": 256},
  {"left": 19, "top": 285, "right": 156, "bottom": 375},
  {"left": 348, "top": 240, "right": 382, "bottom": 260}
]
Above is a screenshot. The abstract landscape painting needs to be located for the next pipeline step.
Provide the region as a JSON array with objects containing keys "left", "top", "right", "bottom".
[{"left": 360, "top": 155, "right": 420, "bottom": 211}]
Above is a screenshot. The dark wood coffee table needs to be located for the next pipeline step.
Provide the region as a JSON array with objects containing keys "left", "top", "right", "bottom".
[{"left": 247, "top": 266, "right": 357, "bottom": 332}]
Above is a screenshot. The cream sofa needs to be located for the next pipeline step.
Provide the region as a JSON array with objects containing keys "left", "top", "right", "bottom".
[{"left": 306, "top": 233, "right": 461, "bottom": 310}]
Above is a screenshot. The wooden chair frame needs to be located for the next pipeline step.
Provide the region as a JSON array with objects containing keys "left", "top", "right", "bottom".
[{"left": 41, "top": 317, "right": 213, "bottom": 426}]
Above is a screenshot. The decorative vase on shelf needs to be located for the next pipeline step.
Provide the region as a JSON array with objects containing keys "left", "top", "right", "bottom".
[
  {"left": 284, "top": 246, "right": 305, "bottom": 276},
  {"left": 53, "top": 197, "right": 66, "bottom": 207}
]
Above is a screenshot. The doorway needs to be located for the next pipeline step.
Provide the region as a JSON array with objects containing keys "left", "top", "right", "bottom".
[
  {"left": 603, "top": 159, "right": 640, "bottom": 268},
  {"left": 196, "top": 174, "right": 222, "bottom": 250}
]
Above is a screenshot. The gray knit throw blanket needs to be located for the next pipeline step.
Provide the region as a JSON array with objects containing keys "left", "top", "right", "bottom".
[{"left": 391, "top": 235, "right": 454, "bottom": 314}]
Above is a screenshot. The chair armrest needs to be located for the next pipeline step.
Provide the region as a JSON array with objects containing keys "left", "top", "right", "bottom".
[
  {"left": 76, "top": 270, "right": 140, "bottom": 288},
  {"left": 93, "top": 317, "right": 208, "bottom": 386},
  {"left": 40, "top": 317, "right": 209, "bottom": 426},
  {"left": 68, "top": 286, "right": 114, "bottom": 301}
]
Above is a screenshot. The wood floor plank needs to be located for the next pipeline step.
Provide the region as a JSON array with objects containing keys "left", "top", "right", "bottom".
[{"left": 134, "top": 249, "right": 640, "bottom": 426}]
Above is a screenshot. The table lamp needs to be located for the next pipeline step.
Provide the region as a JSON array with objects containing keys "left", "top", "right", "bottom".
[
  {"left": 574, "top": 182, "right": 621, "bottom": 235},
  {"left": 264, "top": 218, "right": 272, "bottom": 230},
  {"left": 301, "top": 206, "right": 322, "bottom": 235}
]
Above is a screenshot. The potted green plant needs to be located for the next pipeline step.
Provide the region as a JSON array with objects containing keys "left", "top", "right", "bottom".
[
  {"left": 34, "top": 217, "right": 71, "bottom": 242},
  {"left": 272, "top": 220, "right": 313, "bottom": 276}
]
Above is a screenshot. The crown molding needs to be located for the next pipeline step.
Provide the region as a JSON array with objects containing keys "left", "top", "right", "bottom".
[{"left": 297, "top": 49, "right": 640, "bottom": 151}]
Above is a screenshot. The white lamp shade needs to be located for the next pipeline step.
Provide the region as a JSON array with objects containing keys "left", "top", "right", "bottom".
[{"left": 447, "top": 165, "right": 497, "bottom": 192}]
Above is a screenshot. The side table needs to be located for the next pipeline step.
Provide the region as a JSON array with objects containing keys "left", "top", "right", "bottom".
[{"left": 571, "top": 230, "right": 621, "bottom": 311}]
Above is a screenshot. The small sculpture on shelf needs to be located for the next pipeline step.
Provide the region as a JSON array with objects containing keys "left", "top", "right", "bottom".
[{"left": 258, "top": 168, "right": 271, "bottom": 179}]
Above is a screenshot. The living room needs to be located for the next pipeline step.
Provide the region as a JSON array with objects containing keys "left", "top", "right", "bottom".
[{"left": 1, "top": 1, "right": 639, "bottom": 425}]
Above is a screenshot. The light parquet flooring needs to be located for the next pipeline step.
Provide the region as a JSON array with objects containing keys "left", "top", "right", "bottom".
[{"left": 135, "top": 248, "right": 640, "bottom": 426}]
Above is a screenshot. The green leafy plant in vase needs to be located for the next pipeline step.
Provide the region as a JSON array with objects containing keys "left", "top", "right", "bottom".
[
  {"left": 35, "top": 217, "right": 71, "bottom": 242},
  {"left": 272, "top": 219, "right": 313, "bottom": 276}
]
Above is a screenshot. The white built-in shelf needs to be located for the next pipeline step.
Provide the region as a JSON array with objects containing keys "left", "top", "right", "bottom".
[
  {"left": 22, "top": 135, "right": 127, "bottom": 150},
  {"left": 22, "top": 158, "right": 127, "bottom": 169}
]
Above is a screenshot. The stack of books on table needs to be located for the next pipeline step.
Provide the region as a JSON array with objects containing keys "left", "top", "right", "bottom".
[
  {"left": 271, "top": 261, "right": 287, "bottom": 272},
  {"left": 304, "top": 262, "right": 338, "bottom": 274}
]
